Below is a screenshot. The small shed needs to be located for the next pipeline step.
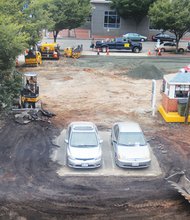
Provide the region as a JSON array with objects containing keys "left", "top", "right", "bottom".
[{"left": 159, "top": 72, "right": 190, "bottom": 122}]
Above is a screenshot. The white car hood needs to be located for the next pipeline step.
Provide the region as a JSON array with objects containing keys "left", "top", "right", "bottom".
[
  {"left": 69, "top": 146, "right": 101, "bottom": 159},
  {"left": 117, "top": 145, "right": 150, "bottom": 160}
]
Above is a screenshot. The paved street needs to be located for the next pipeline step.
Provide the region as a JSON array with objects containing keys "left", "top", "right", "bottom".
[{"left": 41, "top": 37, "right": 189, "bottom": 56}]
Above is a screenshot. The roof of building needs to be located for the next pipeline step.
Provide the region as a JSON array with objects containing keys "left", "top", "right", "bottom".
[{"left": 164, "top": 72, "right": 190, "bottom": 84}]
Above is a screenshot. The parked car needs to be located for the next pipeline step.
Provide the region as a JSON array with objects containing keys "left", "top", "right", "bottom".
[
  {"left": 65, "top": 121, "right": 103, "bottom": 169},
  {"left": 155, "top": 42, "right": 185, "bottom": 53},
  {"left": 95, "top": 37, "right": 142, "bottom": 53},
  {"left": 123, "top": 33, "right": 147, "bottom": 42},
  {"left": 152, "top": 33, "right": 176, "bottom": 42},
  {"left": 111, "top": 121, "right": 151, "bottom": 168}
]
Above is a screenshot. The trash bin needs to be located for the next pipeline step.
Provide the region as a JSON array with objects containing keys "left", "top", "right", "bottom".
[{"left": 178, "top": 99, "right": 188, "bottom": 116}]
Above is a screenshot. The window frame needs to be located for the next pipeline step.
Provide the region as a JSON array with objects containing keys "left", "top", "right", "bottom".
[{"left": 104, "top": 10, "right": 120, "bottom": 29}]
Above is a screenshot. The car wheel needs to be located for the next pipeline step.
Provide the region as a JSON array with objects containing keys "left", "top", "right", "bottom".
[
  {"left": 140, "top": 38, "right": 145, "bottom": 42},
  {"left": 161, "top": 48, "right": 165, "bottom": 52},
  {"left": 102, "top": 47, "right": 107, "bottom": 53},
  {"left": 133, "top": 47, "right": 140, "bottom": 53},
  {"left": 178, "top": 48, "right": 184, "bottom": 53}
]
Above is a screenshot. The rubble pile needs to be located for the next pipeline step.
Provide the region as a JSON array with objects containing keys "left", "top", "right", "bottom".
[
  {"left": 13, "top": 109, "right": 56, "bottom": 124},
  {"left": 127, "top": 63, "right": 164, "bottom": 79}
]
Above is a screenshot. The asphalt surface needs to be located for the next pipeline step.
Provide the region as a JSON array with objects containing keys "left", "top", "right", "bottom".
[{"left": 41, "top": 37, "right": 189, "bottom": 54}]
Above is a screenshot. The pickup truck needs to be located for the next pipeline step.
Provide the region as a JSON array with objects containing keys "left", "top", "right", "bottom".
[{"left": 95, "top": 37, "right": 142, "bottom": 53}]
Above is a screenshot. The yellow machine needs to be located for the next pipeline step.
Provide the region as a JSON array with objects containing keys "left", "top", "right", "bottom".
[
  {"left": 25, "top": 50, "right": 42, "bottom": 67},
  {"left": 38, "top": 42, "right": 60, "bottom": 60},
  {"left": 20, "top": 72, "right": 41, "bottom": 108},
  {"left": 63, "top": 45, "right": 83, "bottom": 59}
]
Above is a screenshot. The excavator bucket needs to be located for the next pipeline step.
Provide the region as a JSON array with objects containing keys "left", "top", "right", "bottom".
[{"left": 166, "top": 171, "right": 190, "bottom": 202}]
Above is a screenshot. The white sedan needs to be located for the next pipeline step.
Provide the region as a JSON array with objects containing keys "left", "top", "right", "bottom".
[
  {"left": 65, "top": 121, "right": 103, "bottom": 169},
  {"left": 111, "top": 121, "right": 151, "bottom": 168}
]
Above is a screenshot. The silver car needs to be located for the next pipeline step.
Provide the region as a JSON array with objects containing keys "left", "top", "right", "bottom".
[
  {"left": 65, "top": 121, "right": 103, "bottom": 169},
  {"left": 123, "top": 33, "right": 147, "bottom": 42},
  {"left": 111, "top": 121, "right": 151, "bottom": 168},
  {"left": 155, "top": 42, "right": 185, "bottom": 53}
]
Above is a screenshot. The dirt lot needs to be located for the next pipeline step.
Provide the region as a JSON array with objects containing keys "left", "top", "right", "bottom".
[{"left": 1, "top": 55, "right": 190, "bottom": 219}]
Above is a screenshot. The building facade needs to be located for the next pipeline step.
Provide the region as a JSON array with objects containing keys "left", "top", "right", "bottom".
[
  {"left": 90, "top": 0, "right": 149, "bottom": 37},
  {"left": 91, "top": 0, "right": 149, "bottom": 36}
]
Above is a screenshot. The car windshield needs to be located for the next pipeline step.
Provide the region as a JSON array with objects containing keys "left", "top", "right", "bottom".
[
  {"left": 70, "top": 132, "right": 98, "bottom": 147},
  {"left": 118, "top": 132, "right": 146, "bottom": 146}
]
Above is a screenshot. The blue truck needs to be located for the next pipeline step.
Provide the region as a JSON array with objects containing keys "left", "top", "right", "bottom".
[{"left": 95, "top": 37, "right": 142, "bottom": 53}]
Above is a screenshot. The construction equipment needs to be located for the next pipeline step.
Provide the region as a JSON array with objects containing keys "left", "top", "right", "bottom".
[
  {"left": 38, "top": 42, "right": 60, "bottom": 60},
  {"left": 25, "top": 50, "right": 42, "bottom": 67},
  {"left": 19, "top": 72, "right": 41, "bottom": 109},
  {"left": 166, "top": 171, "right": 190, "bottom": 203},
  {"left": 63, "top": 45, "right": 83, "bottom": 59}
]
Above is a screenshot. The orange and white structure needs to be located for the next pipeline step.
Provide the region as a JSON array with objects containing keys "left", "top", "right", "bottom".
[
  {"left": 157, "top": 48, "right": 162, "bottom": 56},
  {"left": 97, "top": 48, "right": 100, "bottom": 55},
  {"left": 106, "top": 47, "right": 110, "bottom": 55}
]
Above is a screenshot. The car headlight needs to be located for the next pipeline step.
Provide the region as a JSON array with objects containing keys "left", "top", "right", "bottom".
[
  {"left": 95, "top": 153, "right": 102, "bottom": 160},
  {"left": 67, "top": 151, "right": 76, "bottom": 160},
  {"left": 117, "top": 153, "right": 122, "bottom": 160},
  {"left": 144, "top": 156, "right": 151, "bottom": 161},
  {"left": 95, "top": 155, "right": 101, "bottom": 160}
]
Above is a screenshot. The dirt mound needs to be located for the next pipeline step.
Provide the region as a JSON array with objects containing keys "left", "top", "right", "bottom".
[{"left": 127, "top": 63, "right": 164, "bottom": 79}]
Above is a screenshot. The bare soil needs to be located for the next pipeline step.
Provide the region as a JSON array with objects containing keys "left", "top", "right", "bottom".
[{"left": 1, "top": 56, "right": 190, "bottom": 219}]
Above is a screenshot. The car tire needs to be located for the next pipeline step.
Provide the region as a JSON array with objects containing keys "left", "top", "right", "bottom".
[
  {"left": 178, "top": 48, "right": 184, "bottom": 53},
  {"left": 140, "top": 38, "right": 145, "bottom": 42},
  {"left": 102, "top": 47, "right": 107, "bottom": 53},
  {"left": 161, "top": 48, "right": 165, "bottom": 52},
  {"left": 133, "top": 47, "right": 140, "bottom": 53}
]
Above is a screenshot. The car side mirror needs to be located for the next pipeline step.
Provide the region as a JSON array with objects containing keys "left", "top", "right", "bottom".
[
  {"left": 113, "top": 140, "right": 117, "bottom": 144},
  {"left": 99, "top": 139, "right": 103, "bottom": 144},
  {"left": 64, "top": 139, "right": 69, "bottom": 144}
]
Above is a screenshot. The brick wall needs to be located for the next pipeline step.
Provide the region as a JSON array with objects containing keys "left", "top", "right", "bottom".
[{"left": 162, "top": 93, "right": 178, "bottom": 112}]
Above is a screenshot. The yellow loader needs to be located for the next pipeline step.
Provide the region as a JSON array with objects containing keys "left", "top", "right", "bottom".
[{"left": 25, "top": 50, "right": 42, "bottom": 67}]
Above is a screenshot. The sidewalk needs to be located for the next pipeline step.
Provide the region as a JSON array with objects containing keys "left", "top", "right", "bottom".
[
  {"left": 47, "top": 28, "right": 190, "bottom": 41},
  {"left": 46, "top": 28, "right": 117, "bottom": 40}
]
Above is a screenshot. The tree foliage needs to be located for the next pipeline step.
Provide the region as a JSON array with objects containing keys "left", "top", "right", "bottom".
[
  {"left": 48, "top": 0, "right": 91, "bottom": 42},
  {"left": 111, "top": 0, "right": 155, "bottom": 24},
  {"left": 149, "top": 0, "right": 190, "bottom": 51},
  {"left": 0, "top": 15, "right": 27, "bottom": 109},
  {"left": 23, "top": 0, "right": 54, "bottom": 46},
  {"left": 0, "top": 0, "right": 91, "bottom": 109},
  {"left": 0, "top": 0, "right": 56, "bottom": 110}
]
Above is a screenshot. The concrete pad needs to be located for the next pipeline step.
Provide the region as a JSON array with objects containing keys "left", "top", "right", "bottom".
[{"left": 51, "top": 130, "right": 162, "bottom": 177}]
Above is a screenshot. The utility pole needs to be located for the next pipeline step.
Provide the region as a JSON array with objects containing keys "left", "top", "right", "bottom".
[
  {"left": 151, "top": 80, "right": 157, "bottom": 116},
  {"left": 184, "top": 92, "right": 190, "bottom": 124}
]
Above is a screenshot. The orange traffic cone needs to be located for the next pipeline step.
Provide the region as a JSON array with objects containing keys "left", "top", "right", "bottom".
[
  {"left": 157, "top": 48, "right": 162, "bottom": 56},
  {"left": 148, "top": 49, "right": 151, "bottom": 56},
  {"left": 97, "top": 48, "right": 100, "bottom": 55},
  {"left": 106, "top": 47, "right": 109, "bottom": 55}
]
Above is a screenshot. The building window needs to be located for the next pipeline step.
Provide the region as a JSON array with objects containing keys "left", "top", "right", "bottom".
[
  {"left": 175, "top": 85, "right": 189, "bottom": 98},
  {"left": 104, "top": 11, "right": 120, "bottom": 28}
]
